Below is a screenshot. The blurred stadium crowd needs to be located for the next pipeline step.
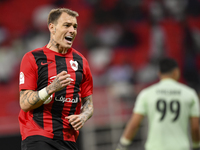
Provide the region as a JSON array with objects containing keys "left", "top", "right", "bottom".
[{"left": 0, "top": 0, "right": 200, "bottom": 149}]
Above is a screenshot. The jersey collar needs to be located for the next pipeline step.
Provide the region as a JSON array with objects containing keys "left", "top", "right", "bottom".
[
  {"left": 160, "top": 78, "right": 177, "bottom": 83},
  {"left": 44, "top": 45, "right": 72, "bottom": 56}
]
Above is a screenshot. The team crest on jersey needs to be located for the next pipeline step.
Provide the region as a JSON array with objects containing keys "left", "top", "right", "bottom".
[{"left": 70, "top": 60, "right": 78, "bottom": 71}]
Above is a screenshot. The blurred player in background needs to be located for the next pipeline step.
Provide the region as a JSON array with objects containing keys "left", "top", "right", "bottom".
[
  {"left": 19, "top": 8, "right": 93, "bottom": 150},
  {"left": 116, "top": 58, "right": 200, "bottom": 150}
]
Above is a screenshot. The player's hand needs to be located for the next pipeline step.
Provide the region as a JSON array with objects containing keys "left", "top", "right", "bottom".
[
  {"left": 65, "top": 114, "right": 85, "bottom": 130},
  {"left": 47, "top": 71, "right": 71, "bottom": 95},
  {"left": 116, "top": 143, "right": 129, "bottom": 150}
]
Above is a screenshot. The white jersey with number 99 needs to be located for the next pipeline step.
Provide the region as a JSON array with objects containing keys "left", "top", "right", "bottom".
[{"left": 134, "top": 78, "right": 200, "bottom": 150}]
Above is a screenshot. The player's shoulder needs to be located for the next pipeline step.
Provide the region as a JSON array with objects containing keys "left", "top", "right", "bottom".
[
  {"left": 165, "top": 80, "right": 197, "bottom": 96},
  {"left": 174, "top": 81, "right": 194, "bottom": 91},
  {"left": 143, "top": 82, "right": 160, "bottom": 91},
  {"left": 139, "top": 82, "right": 160, "bottom": 95},
  {"left": 71, "top": 48, "right": 87, "bottom": 61},
  {"left": 177, "top": 82, "right": 197, "bottom": 96},
  {"left": 23, "top": 47, "right": 44, "bottom": 57}
]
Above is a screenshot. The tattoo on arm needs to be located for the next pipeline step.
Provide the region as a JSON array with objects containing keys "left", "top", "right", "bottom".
[
  {"left": 46, "top": 77, "right": 61, "bottom": 95},
  {"left": 81, "top": 95, "right": 94, "bottom": 122},
  {"left": 20, "top": 90, "right": 40, "bottom": 106}
]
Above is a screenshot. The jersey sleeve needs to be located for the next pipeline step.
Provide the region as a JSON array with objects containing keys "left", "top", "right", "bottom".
[
  {"left": 133, "top": 89, "right": 147, "bottom": 115},
  {"left": 80, "top": 59, "right": 93, "bottom": 98},
  {"left": 19, "top": 52, "right": 37, "bottom": 91},
  {"left": 190, "top": 90, "right": 200, "bottom": 117}
]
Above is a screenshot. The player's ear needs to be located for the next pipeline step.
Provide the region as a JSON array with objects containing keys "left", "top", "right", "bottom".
[
  {"left": 158, "top": 71, "right": 161, "bottom": 79},
  {"left": 48, "top": 23, "right": 55, "bottom": 35},
  {"left": 173, "top": 68, "right": 180, "bottom": 81}
]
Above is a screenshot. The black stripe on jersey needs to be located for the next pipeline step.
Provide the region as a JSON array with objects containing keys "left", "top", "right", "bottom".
[
  {"left": 68, "top": 52, "right": 83, "bottom": 115},
  {"left": 32, "top": 50, "right": 48, "bottom": 128},
  {"left": 52, "top": 55, "right": 67, "bottom": 140}
]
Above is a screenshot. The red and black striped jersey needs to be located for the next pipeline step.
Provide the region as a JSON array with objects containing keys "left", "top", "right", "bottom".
[{"left": 19, "top": 46, "right": 93, "bottom": 142}]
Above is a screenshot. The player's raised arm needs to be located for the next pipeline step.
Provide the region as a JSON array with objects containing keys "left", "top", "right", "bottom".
[{"left": 20, "top": 71, "right": 71, "bottom": 112}]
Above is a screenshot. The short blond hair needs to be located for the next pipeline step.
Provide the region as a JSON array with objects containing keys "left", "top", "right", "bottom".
[{"left": 47, "top": 8, "right": 79, "bottom": 25}]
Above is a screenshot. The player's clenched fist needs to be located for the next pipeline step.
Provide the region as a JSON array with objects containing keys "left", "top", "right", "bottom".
[
  {"left": 65, "top": 115, "right": 85, "bottom": 130},
  {"left": 46, "top": 71, "right": 71, "bottom": 95}
]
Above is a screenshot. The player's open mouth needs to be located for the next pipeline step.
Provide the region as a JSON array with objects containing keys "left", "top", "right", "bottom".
[{"left": 65, "top": 36, "right": 73, "bottom": 43}]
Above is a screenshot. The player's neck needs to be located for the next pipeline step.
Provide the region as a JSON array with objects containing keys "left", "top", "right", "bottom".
[
  {"left": 160, "top": 76, "right": 177, "bottom": 81},
  {"left": 161, "top": 77, "right": 173, "bottom": 80},
  {"left": 159, "top": 70, "right": 179, "bottom": 81},
  {"left": 46, "top": 42, "right": 68, "bottom": 54}
]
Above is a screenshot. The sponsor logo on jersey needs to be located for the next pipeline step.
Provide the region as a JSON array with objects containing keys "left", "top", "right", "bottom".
[
  {"left": 70, "top": 60, "right": 78, "bottom": 71},
  {"left": 55, "top": 96, "right": 78, "bottom": 103},
  {"left": 20, "top": 72, "right": 24, "bottom": 84}
]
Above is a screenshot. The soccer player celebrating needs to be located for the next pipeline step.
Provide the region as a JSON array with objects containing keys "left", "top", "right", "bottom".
[
  {"left": 116, "top": 58, "right": 200, "bottom": 150},
  {"left": 19, "top": 8, "right": 93, "bottom": 150}
]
